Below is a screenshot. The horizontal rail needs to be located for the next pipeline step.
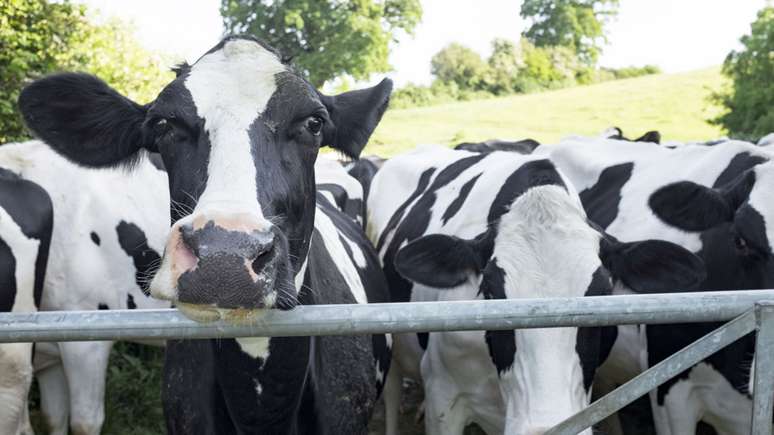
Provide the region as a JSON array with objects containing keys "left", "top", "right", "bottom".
[{"left": 0, "top": 290, "right": 773, "bottom": 342}]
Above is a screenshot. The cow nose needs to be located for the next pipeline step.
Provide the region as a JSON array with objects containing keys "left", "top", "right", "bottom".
[{"left": 179, "top": 222, "right": 275, "bottom": 267}]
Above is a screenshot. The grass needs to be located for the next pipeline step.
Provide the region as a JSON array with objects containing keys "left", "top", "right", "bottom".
[{"left": 365, "top": 67, "right": 727, "bottom": 156}]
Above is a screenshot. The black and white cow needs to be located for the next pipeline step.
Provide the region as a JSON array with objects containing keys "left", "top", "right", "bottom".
[
  {"left": 0, "top": 160, "right": 52, "bottom": 435},
  {"left": 454, "top": 138, "right": 540, "bottom": 154},
  {"left": 538, "top": 137, "right": 774, "bottom": 434},
  {"left": 598, "top": 127, "right": 662, "bottom": 144},
  {"left": 0, "top": 140, "right": 169, "bottom": 435},
  {"left": 367, "top": 146, "right": 704, "bottom": 434},
  {"left": 19, "top": 36, "right": 392, "bottom": 434}
]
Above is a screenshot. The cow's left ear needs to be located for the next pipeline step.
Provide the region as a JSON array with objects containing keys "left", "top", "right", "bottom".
[
  {"left": 649, "top": 170, "right": 756, "bottom": 232},
  {"left": 320, "top": 78, "right": 392, "bottom": 159},
  {"left": 600, "top": 237, "right": 706, "bottom": 293},
  {"left": 395, "top": 232, "right": 492, "bottom": 288}
]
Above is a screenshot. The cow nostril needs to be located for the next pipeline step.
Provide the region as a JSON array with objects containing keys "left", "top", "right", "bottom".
[
  {"left": 251, "top": 249, "right": 274, "bottom": 275},
  {"left": 249, "top": 230, "right": 275, "bottom": 275},
  {"left": 179, "top": 224, "right": 199, "bottom": 258}
]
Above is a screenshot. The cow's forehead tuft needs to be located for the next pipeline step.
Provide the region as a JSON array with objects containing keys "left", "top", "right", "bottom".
[{"left": 184, "top": 38, "right": 287, "bottom": 128}]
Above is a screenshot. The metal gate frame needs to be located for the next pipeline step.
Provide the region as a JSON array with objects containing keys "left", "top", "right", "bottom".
[{"left": 1, "top": 289, "right": 773, "bottom": 434}]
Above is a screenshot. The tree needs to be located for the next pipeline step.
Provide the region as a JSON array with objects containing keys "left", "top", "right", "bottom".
[
  {"left": 221, "top": 0, "right": 422, "bottom": 87},
  {"left": 0, "top": 0, "right": 173, "bottom": 143},
  {"left": 713, "top": 6, "right": 774, "bottom": 139},
  {"left": 431, "top": 43, "right": 489, "bottom": 91},
  {"left": 520, "top": 0, "right": 619, "bottom": 65}
]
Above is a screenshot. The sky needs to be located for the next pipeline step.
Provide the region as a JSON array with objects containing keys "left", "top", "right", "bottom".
[{"left": 80, "top": 0, "right": 768, "bottom": 87}]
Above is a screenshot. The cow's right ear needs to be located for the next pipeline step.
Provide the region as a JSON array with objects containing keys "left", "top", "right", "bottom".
[
  {"left": 19, "top": 72, "right": 152, "bottom": 168},
  {"left": 395, "top": 233, "right": 490, "bottom": 288},
  {"left": 648, "top": 171, "right": 755, "bottom": 232}
]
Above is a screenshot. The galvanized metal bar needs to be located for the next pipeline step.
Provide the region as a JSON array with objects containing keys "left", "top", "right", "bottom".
[
  {"left": 751, "top": 303, "right": 774, "bottom": 435},
  {"left": 546, "top": 308, "right": 757, "bottom": 435},
  {"left": 0, "top": 290, "right": 771, "bottom": 343}
]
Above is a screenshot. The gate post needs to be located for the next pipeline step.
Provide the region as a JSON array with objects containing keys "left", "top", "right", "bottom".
[{"left": 751, "top": 303, "right": 774, "bottom": 435}]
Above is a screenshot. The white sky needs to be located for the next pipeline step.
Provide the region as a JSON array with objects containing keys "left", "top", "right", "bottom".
[{"left": 81, "top": 0, "right": 767, "bottom": 87}]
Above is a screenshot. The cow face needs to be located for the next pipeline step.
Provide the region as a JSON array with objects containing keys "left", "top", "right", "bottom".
[
  {"left": 649, "top": 160, "right": 774, "bottom": 291},
  {"left": 19, "top": 36, "right": 391, "bottom": 322},
  {"left": 395, "top": 185, "right": 704, "bottom": 433}
]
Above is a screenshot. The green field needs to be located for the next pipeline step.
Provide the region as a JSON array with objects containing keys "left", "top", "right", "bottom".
[{"left": 365, "top": 67, "right": 726, "bottom": 156}]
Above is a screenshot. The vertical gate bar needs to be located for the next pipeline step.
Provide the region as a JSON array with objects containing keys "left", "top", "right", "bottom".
[
  {"left": 547, "top": 308, "right": 757, "bottom": 435},
  {"left": 751, "top": 303, "right": 774, "bottom": 435}
]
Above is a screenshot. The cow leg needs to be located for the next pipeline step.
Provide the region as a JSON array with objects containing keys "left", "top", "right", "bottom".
[
  {"left": 0, "top": 342, "right": 33, "bottom": 435},
  {"left": 651, "top": 380, "right": 701, "bottom": 435},
  {"left": 37, "top": 359, "right": 69, "bottom": 435},
  {"left": 421, "top": 357, "right": 467, "bottom": 435},
  {"left": 384, "top": 359, "right": 402, "bottom": 435},
  {"left": 60, "top": 340, "right": 113, "bottom": 435}
]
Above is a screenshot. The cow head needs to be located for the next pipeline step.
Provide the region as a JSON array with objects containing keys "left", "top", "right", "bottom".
[
  {"left": 394, "top": 185, "right": 704, "bottom": 433},
  {"left": 19, "top": 36, "right": 391, "bottom": 322},
  {"left": 649, "top": 159, "right": 774, "bottom": 291}
]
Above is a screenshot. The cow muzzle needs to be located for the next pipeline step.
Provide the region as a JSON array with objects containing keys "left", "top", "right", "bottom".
[{"left": 151, "top": 212, "right": 291, "bottom": 321}]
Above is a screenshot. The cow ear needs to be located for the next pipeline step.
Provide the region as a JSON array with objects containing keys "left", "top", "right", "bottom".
[
  {"left": 634, "top": 130, "right": 661, "bottom": 144},
  {"left": 395, "top": 233, "right": 489, "bottom": 288},
  {"left": 648, "top": 171, "right": 755, "bottom": 232},
  {"left": 601, "top": 238, "right": 706, "bottom": 293},
  {"left": 18, "top": 72, "right": 152, "bottom": 168},
  {"left": 320, "top": 78, "right": 392, "bottom": 159}
]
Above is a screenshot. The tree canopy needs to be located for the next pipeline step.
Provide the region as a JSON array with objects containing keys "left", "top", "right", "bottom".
[
  {"left": 0, "top": 0, "right": 173, "bottom": 143},
  {"left": 520, "top": 0, "right": 619, "bottom": 65},
  {"left": 713, "top": 6, "right": 774, "bottom": 139},
  {"left": 221, "top": 0, "right": 422, "bottom": 87}
]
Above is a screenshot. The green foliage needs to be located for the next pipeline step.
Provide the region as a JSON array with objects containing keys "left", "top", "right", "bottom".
[
  {"left": 395, "top": 36, "right": 659, "bottom": 109},
  {"left": 0, "top": 0, "right": 80, "bottom": 143},
  {"left": 712, "top": 6, "right": 774, "bottom": 139},
  {"left": 221, "top": 0, "right": 422, "bottom": 87},
  {"left": 520, "top": 0, "right": 619, "bottom": 65},
  {"left": 430, "top": 43, "right": 489, "bottom": 90},
  {"left": 0, "top": 0, "right": 173, "bottom": 144}
]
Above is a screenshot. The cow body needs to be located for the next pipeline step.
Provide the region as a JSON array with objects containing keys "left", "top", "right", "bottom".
[
  {"left": 537, "top": 137, "right": 774, "bottom": 434},
  {"left": 367, "top": 146, "right": 702, "bottom": 435},
  {"left": 0, "top": 160, "right": 52, "bottom": 435},
  {"left": 454, "top": 138, "right": 541, "bottom": 154},
  {"left": 0, "top": 141, "right": 169, "bottom": 435},
  {"left": 20, "top": 36, "right": 392, "bottom": 433}
]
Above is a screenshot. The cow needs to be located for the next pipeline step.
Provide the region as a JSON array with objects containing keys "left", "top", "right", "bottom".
[
  {"left": 537, "top": 137, "right": 774, "bottom": 434},
  {"left": 19, "top": 35, "right": 393, "bottom": 434},
  {"left": 758, "top": 133, "right": 774, "bottom": 147},
  {"left": 0, "top": 160, "right": 52, "bottom": 435},
  {"left": 599, "top": 127, "right": 662, "bottom": 144},
  {"left": 366, "top": 145, "right": 705, "bottom": 435},
  {"left": 454, "top": 138, "right": 540, "bottom": 154},
  {"left": 0, "top": 140, "right": 169, "bottom": 435}
]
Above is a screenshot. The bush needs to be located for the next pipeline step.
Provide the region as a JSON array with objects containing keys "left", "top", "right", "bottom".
[
  {"left": 0, "top": 0, "right": 173, "bottom": 143},
  {"left": 712, "top": 6, "right": 774, "bottom": 139}
]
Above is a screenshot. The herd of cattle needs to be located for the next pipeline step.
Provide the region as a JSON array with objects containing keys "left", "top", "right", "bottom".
[{"left": 0, "top": 36, "right": 772, "bottom": 435}]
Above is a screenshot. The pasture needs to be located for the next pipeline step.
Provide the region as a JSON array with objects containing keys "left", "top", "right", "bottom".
[{"left": 367, "top": 67, "right": 725, "bottom": 155}]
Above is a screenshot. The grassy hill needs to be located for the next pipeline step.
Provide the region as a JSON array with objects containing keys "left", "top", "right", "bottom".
[{"left": 365, "top": 67, "right": 726, "bottom": 156}]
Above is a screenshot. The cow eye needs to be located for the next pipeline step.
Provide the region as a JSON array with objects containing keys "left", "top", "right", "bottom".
[
  {"left": 153, "top": 118, "right": 170, "bottom": 135},
  {"left": 734, "top": 234, "right": 754, "bottom": 257},
  {"left": 305, "top": 116, "right": 324, "bottom": 136}
]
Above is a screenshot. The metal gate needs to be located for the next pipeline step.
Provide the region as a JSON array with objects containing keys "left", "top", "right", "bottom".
[{"left": 1, "top": 289, "right": 773, "bottom": 434}]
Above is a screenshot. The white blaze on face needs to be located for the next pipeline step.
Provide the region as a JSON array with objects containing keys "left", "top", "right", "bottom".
[
  {"left": 185, "top": 39, "right": 286, "bottom": 219},
  {"left": 493, "top": 185, "right": 600, "bottom": 434}
]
